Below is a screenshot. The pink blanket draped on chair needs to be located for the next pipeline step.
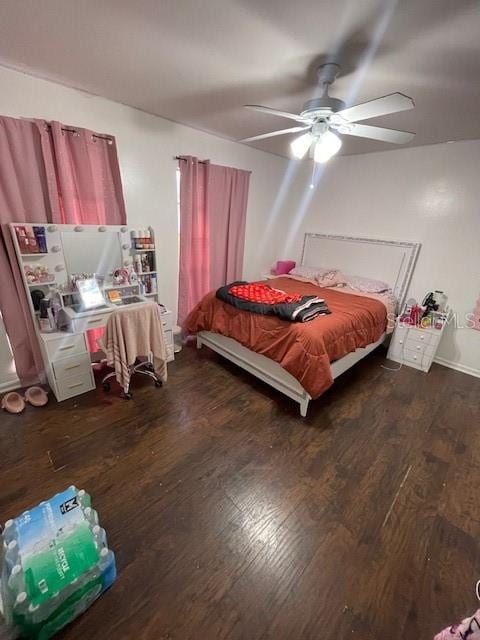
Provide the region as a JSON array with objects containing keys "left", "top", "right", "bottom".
[{"left": 99, "top": 303, "right": 167, "bottom": 391}]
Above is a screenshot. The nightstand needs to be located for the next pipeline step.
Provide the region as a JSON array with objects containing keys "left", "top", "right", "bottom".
[{"left": 387, "top": 318, "right": 446, "bottom": 372}]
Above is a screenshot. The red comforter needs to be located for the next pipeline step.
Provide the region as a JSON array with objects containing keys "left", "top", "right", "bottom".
[{"left": 184, "top": 277, "right": 387, "bottom": 399}]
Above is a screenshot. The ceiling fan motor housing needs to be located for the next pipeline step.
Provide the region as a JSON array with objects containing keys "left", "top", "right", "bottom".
[{"left": 301, "top": 96, "right": 346, "bottom": 119}]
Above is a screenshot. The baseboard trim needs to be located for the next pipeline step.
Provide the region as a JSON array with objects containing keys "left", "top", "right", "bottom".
[
  {"left": 434, "top": 357, "right": 480, "bottom": 379},
  {"left": 0, "top": 377, "right": 21, "bottom": 394}
]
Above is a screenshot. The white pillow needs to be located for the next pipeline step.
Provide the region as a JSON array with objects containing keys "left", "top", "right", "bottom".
[
  {"left": 289, "top": 266, "right": 346, "bottom": 287},
  {"left": 346, "top": 275, "right": 390, "bottom": 293}
]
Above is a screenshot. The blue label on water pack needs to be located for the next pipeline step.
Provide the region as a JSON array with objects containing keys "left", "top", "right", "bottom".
[{"left": 15, "top": 488, "right": 85, "bottom": 557}]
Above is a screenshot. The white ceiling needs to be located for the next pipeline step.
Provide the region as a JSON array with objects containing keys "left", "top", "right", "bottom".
[{"left": 0, "top": 0, "right": 479, "bottom": 157}]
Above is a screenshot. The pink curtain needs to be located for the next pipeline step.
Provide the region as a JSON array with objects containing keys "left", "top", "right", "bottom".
[
  {"left": 48, "top": 122, "right": 127, "bottom": 351},
  {"left": 0, "top": 116, "right": 127, "bottom": 383},
  {"left": 48, "top": 122, "right": 126, "bottom": 225},
  {"left": 0, "top": 117, "right": 59, "bottom": 384},
  {"left": 177, "top": 156, "right": 250, "bottom": 327}
]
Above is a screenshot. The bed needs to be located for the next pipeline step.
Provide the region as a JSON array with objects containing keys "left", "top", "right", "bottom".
[{"left": 186, "top": 234, "right": 420, "bottom": 416}]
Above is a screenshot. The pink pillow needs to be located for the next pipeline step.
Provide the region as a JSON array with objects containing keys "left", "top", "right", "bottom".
[
  {"left": 289, "top": 266, "right": 346, "bottom": 287},
  {"left": 346, "top": 274, "right": 390, "bottom": 293}
]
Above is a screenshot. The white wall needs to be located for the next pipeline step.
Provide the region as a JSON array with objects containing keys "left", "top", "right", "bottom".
[
  {"left": 274, "top": 140, "right": 480, "bottom": 377},
  {"left": 0, "top": 64, "right": 288, "bottom": 386}
]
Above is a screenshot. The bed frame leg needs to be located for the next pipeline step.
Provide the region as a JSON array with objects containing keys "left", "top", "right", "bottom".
[
  {"left": 300, "top": 396, "right": 309, "bottom": 418},
  {"left": 196, "top": 335, "right": 203, "bottom": 350}
]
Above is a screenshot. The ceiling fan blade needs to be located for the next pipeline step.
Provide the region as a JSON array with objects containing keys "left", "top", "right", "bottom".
[
  {"left": 244, "top": 105, "right": 309, "bottom": 123},
  {"left": 335, "top": 93, "right": 414, "bottom": 123},
  {"left": 238, "top": 126, "right": 310, "bottom": 143},
  {"left": 338, "top": 123, "right": 415, "bottom": 144}
]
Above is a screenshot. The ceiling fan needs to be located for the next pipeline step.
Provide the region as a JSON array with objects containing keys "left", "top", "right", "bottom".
[{"left": 239, "top": 63, "right": 415, "bottom": 163}]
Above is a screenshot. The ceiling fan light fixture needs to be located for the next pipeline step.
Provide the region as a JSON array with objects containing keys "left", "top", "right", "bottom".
[
  {"left": 313, "top": 131, "right": 342, "bottom": 163},
  {"left": 290, "top": 132, "right": 313, "bottom": 159}
]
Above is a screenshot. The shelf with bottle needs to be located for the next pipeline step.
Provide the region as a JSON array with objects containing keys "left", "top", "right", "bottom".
[
  {"left": 130, "top": 228, "right": 155, "bottom": 251},
  {"left": 13, "top": 224, "right": 48, "bottom": 254}
]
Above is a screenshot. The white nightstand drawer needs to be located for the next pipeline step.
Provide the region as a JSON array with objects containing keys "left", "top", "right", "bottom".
[
  {"left": 46, "top": 333, "right": 87, "bottom": 360},
  {"left": 52, "top": 353, "right": 92, "bottom": 380},
  {"left": 405, "top": 338, "right": 436, "bottom": 357},
  {"left": 402, "top": 348, "right": 426, "bottom": 367},
  {"left": 57, "top": 370, "right": 95, "bottom": 400},
  {"left": 406, "top": 328, "right": 439, "bottom": 346}
]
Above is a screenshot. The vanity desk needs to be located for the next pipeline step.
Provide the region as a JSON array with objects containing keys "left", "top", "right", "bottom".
[{"left": 10, "top": 223, "right": 174, "bottom": 401}]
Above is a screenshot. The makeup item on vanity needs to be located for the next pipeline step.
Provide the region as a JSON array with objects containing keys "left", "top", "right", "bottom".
[
  {"left": 128, "top": 266, "right": 138, "bottom": 284},
  {"left": 38, "top": 299, "right": 55, "bottom": 332},
  {"left": 25, "top": 227, "right": 39, "bottom": 253},
  {"left": 274, "top": 260, "right": 296, "bottom": 276},
  {"left": 107, "top": 289, "right": 123, "bottom": 305},
  {"left": 33, "top": 226, "right": 48, "bottom": 253},
  {"left": 144, "top": 229, "right": 152, "bottom": 249},
  {"left": 135, "top": 256, "right": 143, "bottom": 274},
  {"left": 150, "top": 273, "right": 157, "bottom": 293},
  {"left": 14, "top": 226, "right": 28, "bottom": 252},
  {"left": 141, "top": 254, "right": 150, "bottom": 272},
  {"left": 30, "top": 289, "right": 46, "bottom": 312},
  {"left": 131, "top": 229, "right": 139, "bottom": 249}
]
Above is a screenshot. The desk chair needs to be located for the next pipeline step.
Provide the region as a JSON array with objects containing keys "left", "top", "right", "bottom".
[{"left": 98, "top": 303, "right": 167, "bottom": 399}]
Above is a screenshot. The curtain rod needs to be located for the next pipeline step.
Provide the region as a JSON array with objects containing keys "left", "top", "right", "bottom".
[
  {"left": 174, "top": 156, "right": 208, "bottom": 164},
  {"left": 44, "top": 123, "right": 113, "bottom": 142},
  {"left": 174, "top": 156, "right": 252, "bottom": 174}
]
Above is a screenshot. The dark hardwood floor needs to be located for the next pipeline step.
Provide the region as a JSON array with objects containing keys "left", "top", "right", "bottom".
[{"left": 1, "top": 345, "right": 480, "bottom": 639}]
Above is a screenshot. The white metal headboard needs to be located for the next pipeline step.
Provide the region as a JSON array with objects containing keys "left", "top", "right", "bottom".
[{"left": 301, "top": 233, "right": 421, "bottom": 310}]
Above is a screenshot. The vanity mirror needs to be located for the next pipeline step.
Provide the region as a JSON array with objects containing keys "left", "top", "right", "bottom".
[{"left": 61, "top": 230, "right": 123, "bottom": 282}]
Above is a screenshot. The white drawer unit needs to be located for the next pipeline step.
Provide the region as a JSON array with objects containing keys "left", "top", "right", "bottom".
[
  {"left": 161, "top": 310, "right": 174, "bottom": 362},
  {"left": 45, "top": 333, "right": 87, "bottom": 361},
  {"left": 387, "top": 320, "right": 446, "bottom": 372},
  {"left": 72, "top": 312, "right": 111, "bottom": 334},
  {"left": 52, "top": 353, "right": 92, "bottom": 379},
  {"left": 57, "top": 370, "right": 95, "bottom": 401}
]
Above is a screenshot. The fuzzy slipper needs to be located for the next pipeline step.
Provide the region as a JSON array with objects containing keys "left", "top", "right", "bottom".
[
  {"left": 1, "top": 392, "right": 26, "bottom": 414},
  {"left": 24, "top": 386, "right": 49, "bottom": 407}
]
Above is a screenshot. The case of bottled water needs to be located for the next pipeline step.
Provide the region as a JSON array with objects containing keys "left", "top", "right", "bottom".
[{"left": 0, "top": 486, "right": 116, "bottom": 638}]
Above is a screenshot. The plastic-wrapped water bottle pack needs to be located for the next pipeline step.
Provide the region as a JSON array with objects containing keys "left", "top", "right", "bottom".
[{"left": 0, "top": 486, "right": 116, "bottom": 639}]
